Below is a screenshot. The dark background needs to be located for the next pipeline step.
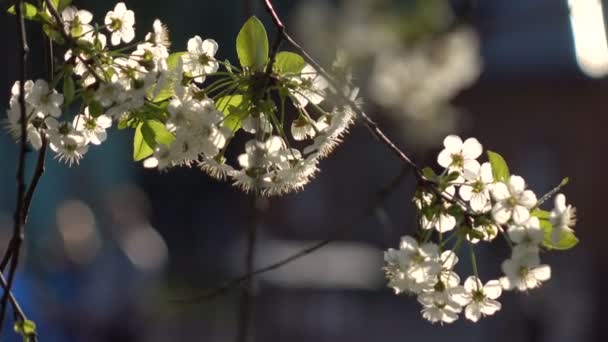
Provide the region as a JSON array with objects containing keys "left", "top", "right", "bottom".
[{"left": 0, "top": 0, "right": 601, "bottom": 341}]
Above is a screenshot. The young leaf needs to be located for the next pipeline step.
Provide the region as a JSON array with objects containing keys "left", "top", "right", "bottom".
[
  {"left": 133, "top": 122, "right": 154, "bottom": 161},
  {"left": 422, "top": 167, "right": 437, "bottom": 181},
  {"left": 539, "top": 219, "right": 579, "bottom": 250},
  {"left": 274, "top": 51, "right": 305, "bottom": 75},
  {"left": 236, "top": 16, "right": 269, "bottom": 71},
  {"left": 145, "top": 120, "right": 175, "bottom": 146},
  {"left": 14, "top": 319, "right": 36, "bottom": 338},
  {"left": 487, "top": 150, "right": 510, "bottom": 182},
  {"left": 43, "top": 24, "right": 65, "bottom": 44},
  {"left": 87, "top": 100, "right": 104, "bottom": 118},
  {"left": 62, "top": 76, "right": 75, "bottom": 107},
  {"left": 150, "top": 52, "right": 186, "bottom": 102},
  {"left": 50, "top": 0, "right": 73, "bottom": 12},
  {"left": 530, "top": 209, "right": 551, "bottom": 220},
  {"left": 217, "top": 95, "right": 249, "bottom": 132},
  {"left": 7, "top": 2, "right": 38, "bottom": 19}
]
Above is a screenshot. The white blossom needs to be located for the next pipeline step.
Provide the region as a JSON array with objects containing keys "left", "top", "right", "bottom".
[
  {"left": 459, "top": 162, "right": 493, "bottom": 212},
  {"left": 507, "top": 216, "right": 543, "bottom": 248},
  {"left": 61, "top": 6, "right": 94, "bottom": 38},
  {"left": 491, "top": 175, "right": 537, "bottom": 224},
  {"left": 105, "top": 2, "right": 135, "bottom": 46},
  {"left": 146, "top": 19, "right": 170, "bottom": 48},
  {"left": 182, "top": 36, "right": 219, "bottom": 83},
  {"left": 437, "top": 134, "right": 482, "bottom": 179},
  {"left": 549, "top": 193, "right": 576, "bottom": 245},
  {"left": 27, "top": 79, "right": 63, "bottom": 118},
  {"left": 384, "top": 236, "right": 441, "bottom": 295},
  {"left": 461, "top": 276, "right": 502, "bottom": 322},
  {"left": 500, "top": 246, "right": 551, "bottom": 291},
  {"left": 73, "top": 108, "right": 112, "bottom": 145},
  {"left": 290, "top": 64, "right": 329, "bottom": 107}
]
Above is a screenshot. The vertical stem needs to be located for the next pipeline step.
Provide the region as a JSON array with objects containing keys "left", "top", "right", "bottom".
[
  {"left": 236, "top": 196, "right": 265, "bottom": 342},
  {"left": 0, "top": 0, "right": 30, "bottom": 333}
]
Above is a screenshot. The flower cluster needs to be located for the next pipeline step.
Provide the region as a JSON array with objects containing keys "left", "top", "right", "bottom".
[
  {"left": 294, "top": 0, "right": 481, "bottom": 147},
  {"left": 384, "top": 134, "right": 578, "bottom": 324},
  {"left": 5, "top": 3, "right": 358, "bottom": 195}
]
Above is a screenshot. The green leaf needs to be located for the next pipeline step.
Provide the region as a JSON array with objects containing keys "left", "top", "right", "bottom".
[
  {"left": 50, "top": 0, "right": 72, "bottom": 11},
  {"left": 531, "top": 209, "right": 551, "bottom": 220},
  {"left": 62, "top": 76, "right": 75, "bottom": 107},
  {"left": 487, "top": 150, "right": 510, "bottom": 182},
  {"left": 145, "top": 120, "right": 175, "bottom": 146},
  {"left": 539, "top": 219, "right": 579, "bottom": 250},
  {"left": 43, "top": 24, "right": 65, "bottom": 44},
  {"left": 8, "top": 3, "right": 38, "bottom": 19},
  {"left": 87, "top": 100, "right": 104, "bottom": 118},
  {"left": 134, "top": 119, "right": 175, "bottom": 161},
  {"left": 133, "top": 122, "right": 154, "bottom": 161},
  {"left": 274, "top": 51, "right": 305, "bottom": 75},
  {"left": 216, "top": 95, "right": 250, "bottom": 132},
  {"left": 150, "top": 52, "right": 186, "bottom": 102},
  {"left": 236, "top": 16, "right": 269, "bottom": 71},
  {"left": 422, "top": 167, "right": 437, "bottom": 181},
  {"left": 14, "top": 319, "right": 36, "bottom": 338}
]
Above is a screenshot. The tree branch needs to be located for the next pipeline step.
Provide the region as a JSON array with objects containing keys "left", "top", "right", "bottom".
[
  {"left": 174, "top": 167, "right": 410, "bottom": 303},
  {"left": 261, "top": 0, "right": 421, "bottom": 178},
  {"left": 236, "top": 196, "right": 265, "bottom": 342},
  {"left": 0, "top": 0, "right": 31, "bottom": 332}
]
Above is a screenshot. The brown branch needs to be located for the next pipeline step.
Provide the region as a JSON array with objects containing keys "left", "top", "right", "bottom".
[
  {"left": 0, "top": 0, "right": 31, "bottom": 333},
  {"left": 0, "top": 2, "right": 50, "bottom": 339},
  {"left": 173, "top": 167, "right": 410, "bottom": 303},
  {"left": 261, "top": 0, "right": 422, "bottom": 178},
  {"left": 236, "top": 196, "right": 265, "bottom": 342}
]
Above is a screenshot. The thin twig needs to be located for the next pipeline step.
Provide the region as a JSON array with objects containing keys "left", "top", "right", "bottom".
[
  {"left": 236, "top": 196, "right": 265, "bottom": 342},
  {"left": 0, "top": 0, "right": 31, "bottom": 332},
  {"left": 174, "top": 167, "right": 410, "bottom": 302},
  {"left": 262, "top": 0, "right": 421, "bottom": 178}
]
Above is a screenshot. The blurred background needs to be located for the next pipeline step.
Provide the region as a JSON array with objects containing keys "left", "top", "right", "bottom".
[{"left": 0, "top": 0, "right": 602, "bottom": 340}]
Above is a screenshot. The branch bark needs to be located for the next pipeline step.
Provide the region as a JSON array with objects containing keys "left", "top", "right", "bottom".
[{"left": 174, "top": 167, "right": 410, "bottom": 303}]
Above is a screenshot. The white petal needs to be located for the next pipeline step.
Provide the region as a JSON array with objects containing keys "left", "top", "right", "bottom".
[
  {"left": 512, "top": 205, "right": 530, "bottom": 225},
  {"left": 492, "top": 202, "right": 512, "bottom": 224},
  {"left": 491, "top": 182, "right": 510, "bottom": 201},
  {"left": 459, "top": 185, "right": 473, "bottom": 201},
  {"left": 187, "top": 35, "right": 203, "bottom": 55},
  {"left": 465, "top": 304, "right": 481, "bottom": 322},
  {"left": 480, "top": 299, "right": 501, "bottom": 315},
  {"left": 464, "top": 276, "right": 481, "bottom": 292},
  {"left": 479, "top": 162, "right": 494, "bottom": 183},
  {"left": 437, "top": 149, "right": 453, "bottom": 168},
  {"left": 443, "top": 135, "right": 463, "bottom": 152},
  {"left": 399, "top": 236, "right": 418, "bottom": 251},
  {"left": 508, "top": 175, "right": 526, "bottom": 194},
  {"left": 441, "top": 250, "right": 458, "bottom": 269},
  {"left": 111, "top": 32, "right": 121, "bottom": 46},
  {"left": 143, "top": 157, "right": 158, "bottom": 168},
  {"left": 202, "top": 39, "right": 219, "bottom": 56},
  {"left": 507, "top": 225, "right": 526, "bottom": 244},
  {"left": 470, "top": 193, "right": 488, "bottom": 212},
  {"left": 533, "top": 265, "right": 551, "bottom": 281},
  {"left": 114, "top": 2, "right": 127, "bottom": 15},
  {"left": 436, "top": 213, "right": 456, "bottom": 233},
  {"left": 463, "top": 159, "right": 481, "bottom": 180},
  {"left": 519, "top": 190, "right": 537, "bottom": 208},
  {"left": 78, "top": 10, "right": 93, "bottom": 24},
  {"left": 121, "top": 28, "right": 135, "bottom": 43},
  {"left": 554, "top": 193, "right": 566, "bottom": 212},
  {"left": 462, "top": 137, "right": 483, "bottom": 160},
  {"left": 483, "top": 280, "right": 502, "bottom": 299}
]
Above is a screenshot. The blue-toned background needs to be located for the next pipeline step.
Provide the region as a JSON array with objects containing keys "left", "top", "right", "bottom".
[{"left": 0, "top": 0, "right": 602, "bottom": 341}]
